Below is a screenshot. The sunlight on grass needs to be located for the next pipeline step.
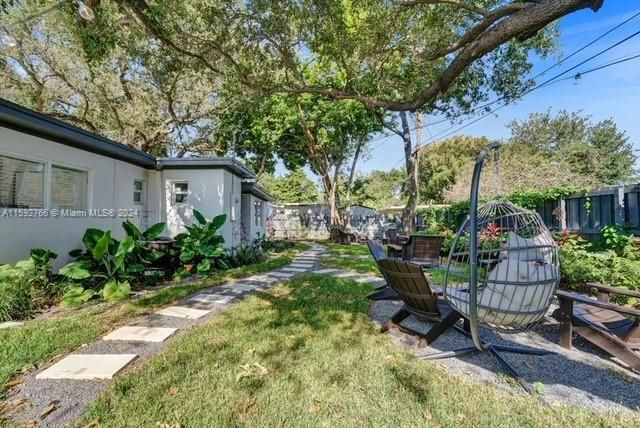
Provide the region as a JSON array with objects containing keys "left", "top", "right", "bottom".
[
  {"left": 80, "top": 274, "right": 638, "bottom": 427},
  {"left": 0, "top": 244, "right": 307, "bottom": 398}
]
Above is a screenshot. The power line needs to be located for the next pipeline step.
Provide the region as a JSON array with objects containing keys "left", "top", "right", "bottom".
[
  {"left": 370, "top": 12, "right": 640, "bottom": 162},
  {"left": 408, "top": 26, "right": 640, "bottom": 155}
]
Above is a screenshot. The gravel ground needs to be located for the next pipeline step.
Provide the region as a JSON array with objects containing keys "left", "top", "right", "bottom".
[{"left": 370, "top": 299, "right": 640, "bottom": 414}]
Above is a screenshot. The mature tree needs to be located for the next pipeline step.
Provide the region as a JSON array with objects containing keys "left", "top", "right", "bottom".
[
  {"left": 418, "top": 135, "right": 489, "bottom": 202},
  {"left": 346, "top": 169, "right": 406, "bottom": 209},
  {"left": 212, "top": 90, "right": 382, "bottom": 227},
  {"left": 444, "top": 141, "right": 601, "bottom": 202},
  {"left": 508, "top": 110, "right": 636, "bottom": 184},
  {"left": 259, "top": 169, "right": 320, "bottom": 204},
  {"left": 0, "top": 2, "right": 219, "bottom": 155}
]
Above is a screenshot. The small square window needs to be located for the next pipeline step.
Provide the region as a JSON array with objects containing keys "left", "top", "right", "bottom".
[
  {"left": 133, "top": 179, "right": 145, "bottom": 205},
  {"left": 173, "top": 182, "right": 189, "bottom": 205}
]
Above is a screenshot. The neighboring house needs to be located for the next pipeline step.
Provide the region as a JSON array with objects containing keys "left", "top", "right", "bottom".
[{"left": 0, "top": 99, "right": 272, "bottom": 266}]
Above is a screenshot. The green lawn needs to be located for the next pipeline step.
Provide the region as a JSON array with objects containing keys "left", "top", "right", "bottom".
[
  {"left": 0, "top": 244, "right": 306, "bottom": 398},
  {"left": 321, "top": 242, "right": 379, "bottom": 274},
  {"left": 80, "top": 274, "right": 638, "bottom": 427}
]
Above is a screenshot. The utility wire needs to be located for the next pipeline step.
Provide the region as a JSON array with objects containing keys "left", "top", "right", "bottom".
[
  {"left": 379, "top": 11, "right": 640, "bottom": 158},
  {"left": 408, "top": 27, "right": 640, "bottom": 156}
]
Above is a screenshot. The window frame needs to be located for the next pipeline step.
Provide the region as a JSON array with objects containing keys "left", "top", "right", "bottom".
[
  {"left": 0, "top": 150, "right": 92, "bottom": 211},
  {"left": 49, "top": 163, "right": 90, "bottom": 211},
  {"left": 171, "top": 181, "right": 190, "bottom": 205},
  {"left": 0, "top": 151, "right": 47, "bottom": 209},
  {"left": 133, "top": 179, "right": 145, "bottom": 206}
]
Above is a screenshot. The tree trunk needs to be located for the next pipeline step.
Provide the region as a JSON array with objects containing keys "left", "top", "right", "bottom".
[
  {"left": 343, "top": 139, "right": 364, "bottom": 226},
  {"left": 401, "top": 111, "right": 420, "bottom": 233}
]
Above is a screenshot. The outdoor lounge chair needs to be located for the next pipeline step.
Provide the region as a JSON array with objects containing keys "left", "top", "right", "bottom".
[
  {"left": 377, "top": 258, "right": 463, "bottom": 347},
  {"left": 553, "top": 282, "right": 640, "bottom": 371},
  {"left": 385, "top": 229, "right": 403, "bottom": 258},
  {"left": 402, "top": 235, "right": 444, "bottom": 268},
  {"left": 366, "top": 240, "right": 399, "bottom": 301}
]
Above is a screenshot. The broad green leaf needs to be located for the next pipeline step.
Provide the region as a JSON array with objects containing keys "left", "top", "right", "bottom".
[
  {"left": 115, "top": 235, "right": 135, "bottom": 268},
  {"left": 59, "top": 261, "right": 92, "bottom": 280},
  {"left": 122, "top": 220, "right": 143, "bottom": 239},
  {"left": 92, "top": 231, "right": 112, "bottom": 261},
  {"left": 193, "top": 209, "right": 207, "bottom": 225},
  {"left": 142, "top": 222, "right": 166, "bottom": 239},
  {"left": 60, "top": 286, "right": 95, "bottom": 307},
  {"left": 82, "top": 228, "right": 105, "bottom": 251},
  {"left": 196, "top": 259, "right": 211, "bottom": 274},
  {"left": 180, "top": 249, "right": 196, "bottom": 263},
  {"left": 15, "top": 259, "right": 35, "bottom": 271},
  {"left": 102, "top": 280, "right": 131, "bottom": 302},
  {"left": 198, "top": 244, "right": 217, "bottom": 257},
  {"left": 210, "top": 214, "right": 227, "bottom": 230},
  {"left": 68, "top": 248, "right": 83, "bottom": 258}
]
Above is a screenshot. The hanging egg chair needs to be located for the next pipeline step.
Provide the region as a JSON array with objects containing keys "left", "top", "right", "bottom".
[
  {"left": 445, "top": 199, "right": 560, "bottom": 330},
  {"left": 424, "top": 141, "right": 560, "bottom": 394}
]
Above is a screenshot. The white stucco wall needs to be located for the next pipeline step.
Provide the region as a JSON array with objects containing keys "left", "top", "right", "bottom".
[
  {"left": 0, "top": 127, "right": 150, "bottom": 267},
  {"left": 161, "top": 168, "right": 242, "bottom": 248}
]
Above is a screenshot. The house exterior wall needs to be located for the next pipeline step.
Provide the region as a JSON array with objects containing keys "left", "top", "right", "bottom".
[
  {"left": 160, "top": 168, "right": 242, "bottom": 248},
  {"left": 0, "top": 126, "right": 148, "bottom": 267}
]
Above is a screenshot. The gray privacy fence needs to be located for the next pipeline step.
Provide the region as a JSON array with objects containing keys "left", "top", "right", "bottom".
[{"left": 535, "top": 184, "right": 640, "bottom": 239}]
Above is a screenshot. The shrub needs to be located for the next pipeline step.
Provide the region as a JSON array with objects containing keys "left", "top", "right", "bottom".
[
  {"left": 0, "top": 249, "right": 58, "bottom": 321},
  {"left": 173, "top": 210, "right": 227, "bottom": 277}
]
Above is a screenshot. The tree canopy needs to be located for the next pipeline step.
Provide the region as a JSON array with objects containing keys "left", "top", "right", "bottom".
[
  {"left": 259, "top": 169, "right": 320, "bottom": 204},
  {"left": 508, "top": 110, "right": 637, "bottom": 184}
]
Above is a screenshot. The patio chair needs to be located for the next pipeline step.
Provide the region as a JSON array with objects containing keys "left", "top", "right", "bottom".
[
  {"left": 366, "top": 240, "right": 399, "bottom": 301},
  {"left": 377, "top": 258, "right": 463, "bottom": 347},
  {"left": 385, "top": 229, "right": 403, "bottom": 258},
  {"left": 554, "top": 282, "right": 640, "bottom": 371},
  {"left": 402, "top": 235, "right": 444, "bottom": 268}
]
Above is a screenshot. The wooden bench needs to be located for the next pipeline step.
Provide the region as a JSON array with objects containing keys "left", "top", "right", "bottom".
[{"left": 554, "top": 282, "right": 640, "bottom": 371}]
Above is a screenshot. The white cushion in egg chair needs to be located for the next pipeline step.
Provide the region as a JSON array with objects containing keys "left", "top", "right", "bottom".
[{"left": 448, "top": 232, "right": 559, "bottom": 326}]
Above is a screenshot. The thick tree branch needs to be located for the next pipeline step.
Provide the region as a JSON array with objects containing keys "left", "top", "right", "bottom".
[{"left": 281, "top": 0, "right": 604, "bottom": 111}]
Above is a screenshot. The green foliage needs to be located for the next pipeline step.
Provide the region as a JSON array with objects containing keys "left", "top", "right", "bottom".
[
  {"left": 419, "top": 136, "right": 489, "bottom": 202},
  {"left": 0, "top": 250, "right": 58, "bottom": 321},
  {"left": 506, "top": 187, "right": 576, "bottom": 210},
  {"left": 259, "top": 169, "right": 320, "bottom": 203},
  {"left": 60, "top": 286, "right": 96, "bottom": 308},
  {"left": 556, "top": 231, "right": 640, "bottom": 294},
  {"left": 102, "top": 280, "right": 132, "bottom": 303},
  {"left": 59, "top": 224, "right": 161, "bottom": 305},
  {"left": 174, "top": 210, "right": 227, "bottom": 276},
  {"left": 598, "top": 225, "right": 631, "bottom": 255},
  {"left": 346, "top": 169, "right": 405, "bottom": 209},
  {"left": 508, "top": 110, "right": 636, "bottom": 185}
]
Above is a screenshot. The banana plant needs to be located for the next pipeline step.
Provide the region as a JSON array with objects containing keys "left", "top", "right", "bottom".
[
  {"left": 174, "top": 210, "right": 227, "bottom": 276},
  {"left": 60, "top": 230, "right": 135, "bottom": 305}
]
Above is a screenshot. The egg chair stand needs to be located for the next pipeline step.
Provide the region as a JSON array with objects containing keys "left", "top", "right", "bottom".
[
  {"left": 422, "top": 323, "right": 553, "bottom": 395},
  {"left": 423, "top": 142, "right": 557, "bottom": 395}
]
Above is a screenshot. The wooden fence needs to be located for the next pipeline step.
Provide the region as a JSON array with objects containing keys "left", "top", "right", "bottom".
[{"left": 535, "top": 184, "right": 640, "bottom": 239}]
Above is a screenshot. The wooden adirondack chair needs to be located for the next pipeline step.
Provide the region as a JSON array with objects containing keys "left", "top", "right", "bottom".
[
  {"left": 366, "top": 240, "right": 399, "bottom": 301},
  {"left": 402, "top": 235, "right": 444, "bottom": 268},
  {"left": 554, "top": 282, "right": 640, "bottom": 371},
  {"left": 377, "top": 258, "right": 462, "bottom": 347},
  {"left": 385, "top": 229, "right": 403, "bottom": 258}
]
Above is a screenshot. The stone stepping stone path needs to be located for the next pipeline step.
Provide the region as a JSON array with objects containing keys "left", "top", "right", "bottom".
[
  {"left": 36, "top": 355, "right": 138, "bottom": 380},
  {"left": 5, "top": 243, "right": 327, "bottom": 427},
  {"left": 103, "top": 326, "right": 178, "bottom": 343},
  {"left": 155, "top": 306, "right": 210, "bottom": 319}
]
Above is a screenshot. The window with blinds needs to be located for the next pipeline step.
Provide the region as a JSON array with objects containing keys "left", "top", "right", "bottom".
[
  {"left": 0, "top": 154, "right": 45, "bottom": 208},
  {"left": 51, "top": 165, "right": 88, "bottom": 210}
]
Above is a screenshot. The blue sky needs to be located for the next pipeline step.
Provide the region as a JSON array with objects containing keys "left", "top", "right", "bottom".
[{"left": 355, "top": 2, "right": 640, "bottom": 174}]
